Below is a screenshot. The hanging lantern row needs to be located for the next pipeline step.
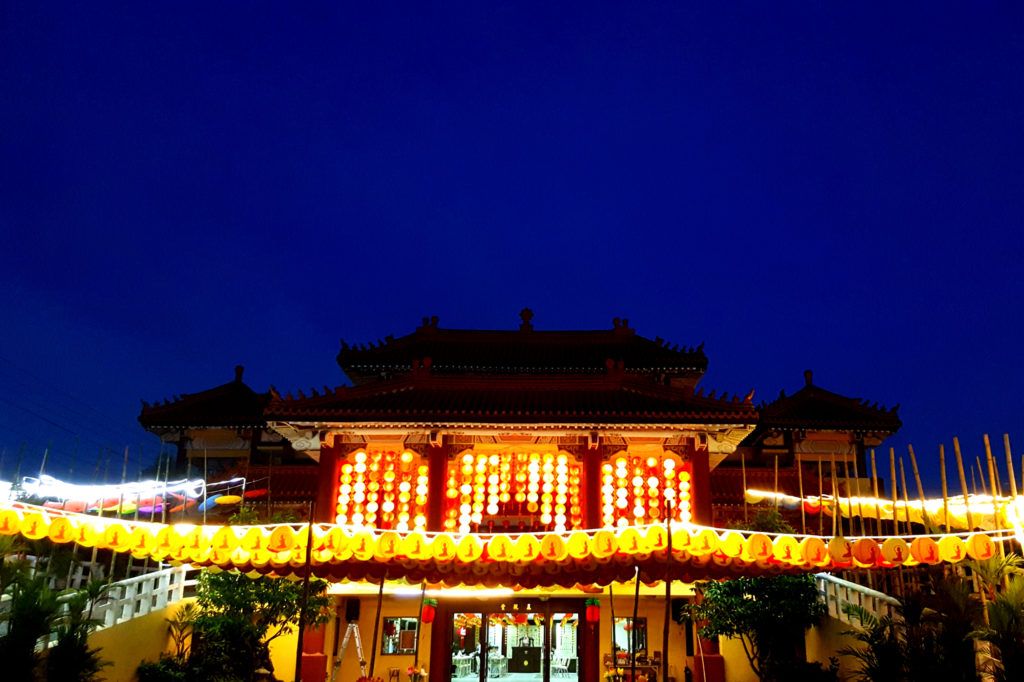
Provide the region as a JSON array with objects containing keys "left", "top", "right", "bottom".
[
  {"left": 444, "top": 450, "right": 582, "bottom": 534},
  {"left": 601, "top": 454, "right": 692, "bottom": 528},
  {"left": 0, "top": 501, "right": 1003, "bottom": 577},
  {"left": 336, "top": 450, "right": 429, "bottom": 531}
]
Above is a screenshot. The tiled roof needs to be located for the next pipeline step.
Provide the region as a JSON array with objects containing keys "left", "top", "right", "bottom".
[
  {"left": 139, "top": 366, "right": 271, "bottom": 429},
  {"left": 266, "top": 371, "right": 757, "bottom": 426},
  {"left": 752, "top": 370, "right": 901, "bottom": 434},
  {"left": 337, "top": 314, "right": 707, "bottom": 383}
]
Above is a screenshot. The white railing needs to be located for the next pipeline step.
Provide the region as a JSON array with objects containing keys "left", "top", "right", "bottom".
[
  {"left": 93, "top": 563, "right": 197, "bottom": 630},
  {"left": 815, "top": 572, "right": 900, "bottom": 624}
]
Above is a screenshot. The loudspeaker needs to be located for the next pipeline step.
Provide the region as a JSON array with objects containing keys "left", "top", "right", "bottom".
[{"left": 345, "top": 598, "right": 361, "bottom": 622}]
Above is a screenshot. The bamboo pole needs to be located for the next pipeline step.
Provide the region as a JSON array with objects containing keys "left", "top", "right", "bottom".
[
  {"left": 977, "top": 456, "right": 989, "bottom": 496},
  {"left": 773, "top": 454, "right": 779, "bottom": 509},
  {"left": 954, "top": 437, "right": 974, "bottom": 530},
  {"left": 908, "top": 445, "right": 927, "bottom": 522},
  {"left": 631, "top": 565, "right": 640, "bottom": 682},
  {"left": 295, "top": 501, "right": 317, "bottom": 682},
  {"left": 899, "top": 457, "right": 912, "bottom": 533},
  {"left": 889, "top": 448, "right": 899, "bottom": 536},
  {"left": 841, "top": 457, "right": 854, "bottom": 536},
  {"left": 663, "top": 500, "right": 672, "bottom": 682},
  {"left": 939, "top": 445, "right": 950, "bottom": 531},
  {"left": 796, "top": 454, "right": 806, "bottom": 534},
  {"left": 741, "top": 449, "right": 748, "bottom": 524},
  {"left": 1005, "top": 435, "right": 1019, "bottom": 540},
  {"left": 871, "top": 450, "right": 882, "bottom": 536},
  {"left": 109, "top": 446, "right": 129, "bottom": 578},
  {"left": 830, "top": 459, "right": 840, "bottom": 537},
  {"left": 818, "top": 459, "right": 824, "bottom": 536},
  {"left": 984, "top": 435, "right": 1005, "bottom": 558},
  {"left": 852, "top": 452, "right": 867, "bottom": 536}
]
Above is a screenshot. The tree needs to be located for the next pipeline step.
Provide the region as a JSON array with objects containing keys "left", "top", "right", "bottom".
[
  {"left": 693, "top": 574, "right": 826, "bottom": 681},
  {"left": 190, "top": 568, "right": 329, "bottom": 681}
]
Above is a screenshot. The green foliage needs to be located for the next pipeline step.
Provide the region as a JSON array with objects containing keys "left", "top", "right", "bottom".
[
  {"left": 168, "top": 602, "right": 200, "bottom": 660},
  {"left": 736, "top": 507, "right": 796, "bottom": 534},
  {"left": 693, "top": 574, "right": 825, "bottom": 681},
  {"left": 135, "top": 655, "right": 189, "bottom": 682},
  {"left": 973, "top": 575, "right": 1024, "bottom": 681}
]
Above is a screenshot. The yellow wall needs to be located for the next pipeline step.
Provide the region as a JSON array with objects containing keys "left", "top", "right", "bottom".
[
  {"left": 269, "top": 628, "right": 300, "bottom": 682},
  {"left": 88, "top": 599, "right": 190, "bottom": 682}
]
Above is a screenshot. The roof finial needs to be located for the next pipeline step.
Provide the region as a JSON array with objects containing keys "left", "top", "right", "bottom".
[
  {"left": 520, "top": 307, "right": 534, "bottom": 331},
  {"left": 804, "top": 369, "right": 813, "bottom": 386},
  {"left": 235, "top": 365, "right": 244, "bottom": 382}
]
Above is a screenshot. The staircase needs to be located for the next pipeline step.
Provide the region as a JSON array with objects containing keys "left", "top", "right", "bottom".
[{"left": 815, "top": 571, "right": 899, "bottom": 624}]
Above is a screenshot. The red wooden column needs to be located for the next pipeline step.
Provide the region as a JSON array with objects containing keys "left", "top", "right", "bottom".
[
  {"left": 299, "top": 624, "right": 328, "bottom": 682},
  {"left": 314, "top": 440, "right": 342, "bottom": 523},
  {"left": 689, "top": 446, "right": 713, "bottom": 527},
  {"left": 426, "top": 439, "right": 447, "bottom": 532},
  {"left": 582, "top": 441, "right": 602, "bottom": 530}
]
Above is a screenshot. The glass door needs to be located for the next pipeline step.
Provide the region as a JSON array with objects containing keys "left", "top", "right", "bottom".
[
  {"left": 451, "top": 612, "right": 484, "bottom": 680},
  {"left": 549, "top": 612, "right": 579, "bottom": 680}
]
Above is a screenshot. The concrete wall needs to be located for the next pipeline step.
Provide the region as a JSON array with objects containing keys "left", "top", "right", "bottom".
[{"left": 88, "top": 599, "right": 188, "bottom": 682}]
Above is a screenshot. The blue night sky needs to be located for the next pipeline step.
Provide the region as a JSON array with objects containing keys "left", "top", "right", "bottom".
[{"left": 1, "top": 3, "right": 1021, "bottom": 490}]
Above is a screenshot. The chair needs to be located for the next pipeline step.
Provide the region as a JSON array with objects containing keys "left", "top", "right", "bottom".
[
  {"left": 388, "top": 668, "right": 400, "bottom": 682},
  {"left": 552, "top": 657, "right": 570, "bottom": 677}
]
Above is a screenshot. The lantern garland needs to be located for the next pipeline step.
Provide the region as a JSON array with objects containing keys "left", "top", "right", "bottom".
[
  {"left": 601, "top": 454, "right": 692, "bottom": 528},
  {"left": 336, "top": 450, "right": 429, "bottom": 531}
]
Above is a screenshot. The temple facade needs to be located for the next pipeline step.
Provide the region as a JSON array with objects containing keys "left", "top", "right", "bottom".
[{"left": 139, "top": 312, "right": 901, "bottom": 682}]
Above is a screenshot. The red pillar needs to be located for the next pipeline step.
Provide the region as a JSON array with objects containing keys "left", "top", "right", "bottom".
[
  {"left": 690, "top": 446, "right": 713, "bottom": 526},
  {"left": 428, "top": 601, "right": 452, "bottom": 682},
  {"left": 299, "top": 624, "right": 328, "bottom": 682},
  {"left": 583, "top": 444, "right": 602, "bottom": 530},
  {"left": 315, "top": 442, "right": 341, "bottom": 523},
  {"left": 426, "top": 442, "right": 447, "bottom": 532}
]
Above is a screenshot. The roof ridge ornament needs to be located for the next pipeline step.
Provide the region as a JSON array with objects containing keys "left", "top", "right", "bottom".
[
  {"left": 804, "top": 369, "right": 813, "bottom": 386},
  {"left": 520, "top": 307, "right": 534, "bottom": 331}
]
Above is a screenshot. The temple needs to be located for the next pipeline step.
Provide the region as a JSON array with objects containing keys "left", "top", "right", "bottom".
[{"left": 138, "top": 311, "right": 902, "bottom": 682}]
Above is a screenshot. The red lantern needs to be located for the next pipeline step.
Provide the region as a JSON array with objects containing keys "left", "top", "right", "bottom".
[
  {"left": 421, "top": 597, "right": 437, "bottom": 624},
  {"left": 515, "top": 613, "right": 528, "bottom": 625},
  {"left": 585, "top": 598, "right": 600, "bottom": 623}
]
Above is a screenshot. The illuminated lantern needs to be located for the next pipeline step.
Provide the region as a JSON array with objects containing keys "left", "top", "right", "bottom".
[
  {"left": 645, "top": 526, "right": 668, "bottom": 552},
  {"left": 21, "top": 513, "right": 49, "bottom": 540},
  {"left": 487, "top": 534, "right": 514, "bottom": 561},
  {"left": 540, "top": 534, "right": 568, "bottom": 562},
  {"left": 851, "top": 539, "right": 880, "bottom": 568},
  {"left": 743, "top": 533, "right": 774, "bottom": 562},
  {"left": 585, "top": 598, "right": 600, "bottom": 623},
  {"left": 456, "top": 535, "right": 484, "bottom": 563},
  {"left": 376, "top": 531, "right": 401, "bottom": 560},
  {"left": 937, "top": 535, "right": 967, "bottom": 563},
  {"left": 402, "top": 531, "right": 429, "bottom": 560},
  {"left": 268, "top": 526, "right": 296, "bottom": 553},
  {"left": 591, "top": 530, "right": 617, "bottom": 559},
  {"left": 514, "top": 534, "right": 541, "bottom": 562},
  {"left": 130, "top": 528, "right": 156, "bottom": 559},
  {"left": 880, "top": 538, "right": 910, "bottom": 565},
  {"left": 0, "top": 509, "right": 21, "bottom": 535},
  {"left": 421, "top": 598, "right": 437, "bottom": 624},
  {"left": 184, "top": 527, "right": 211, "bottom": 563},
  {"left": 212, "top": 527, "right": 240, "bottom": 554},
  {"left": 966, "top": 534, "right": 996, "bottom": 561},
  {"left": 772, "top": 535, "right": 800, "bottom": 564},
  {"left": 514, "top": 613, "right": 528, "bottom": 625},
  {"left": 617, "top": 528, "right": 645, "bottom": 555},
  {"left": 910, "top": 536, "right": 941, "bottom": 564},
  {"left": 688, "top": 529, "right": 719, "bottom": 556},
  {"left": 799, "top": 537, "right": 829, "bottom": 566},
  {"left": 566, "top": 532, "right": 592, "bottom": 559},
  {"left": 240, "top": 527, "right": 268, "bottom": 553},
  {"left": 670, "top": 529, "right": 690, "bottom": 553},
  {"left": 102, "top": 523, "right": 132, "bottom": 551},
  {"left": 431, "top": 533, "right": 457, "bottom": 562},
  {"left": 717, "top": 531, "right": 744, "bottom": 558},
  {"left": 47, "top": 517, "right": 74, "bottom": 544},
  {"left": 351, "top": 531, "right": 377, "bottom": 561},
  {"left": 827, "top": 536, "right": 853, "bottom": 567}
]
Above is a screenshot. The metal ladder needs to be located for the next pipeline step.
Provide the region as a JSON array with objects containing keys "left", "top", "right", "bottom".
[{"left": 330, "top": 622, "right": 367, "bottom": 682}]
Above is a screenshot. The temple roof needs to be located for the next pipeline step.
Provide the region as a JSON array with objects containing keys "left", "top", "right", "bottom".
[
  {"left": 337, "top": 312, "right": 708, "bottom": 385},
  {"left": 139, "top": 366, "right": 271, "bottom": 429},
  {"left": 266, "top": 366, "right": 756, "bottom": 427},
  {"left": 749, "top": 370, "right": 901, "bottom": 435}
]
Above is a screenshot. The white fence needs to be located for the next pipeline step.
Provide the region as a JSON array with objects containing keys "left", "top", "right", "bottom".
[
  {"left": 93, "top": 563, "right": 197, "bottom": 630},
  {"left": 815, "top": 572, "right": 900, "bottom": 624}
]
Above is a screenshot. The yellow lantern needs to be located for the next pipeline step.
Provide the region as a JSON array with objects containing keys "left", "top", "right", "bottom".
[
  {"left": 937, "top": 535, "right": 967, "bottom": 563},
  {"left": 743, "top": 533, "right": 774, "bottom": 562},
  {"left": 539, "top": 534, "right": 568, "bottom": 562},
  {"left": 210, "top": 527, "right": 239, "bottom": 554},
  {"left": 966, "top": 534, "right": 996, "bottom": 561},
  {"left": 375, "top": 531, "right": 401, "bottom": 560},
  {"left": 73, "top": 521, "right": 99, "bottom": 548},
  {"left": 21, "top": 512, "right": 49, "bottom": 540},
  {"left": 591, "top": 530, "right": 617, "bottom": 559},
  {"left": 565, "top": 532, "right": 592, "bottom": 559},
  {"left": 102, "top": 523, "right": 132, "bottom": 551},
  {"left": 910, "top": 536, "right": 941, "bottom": 564},
  {"left": 456, "top": 535, "right": 484, "bottom": 563},
  {"left": 645, "top": 526, "right": 669, "bottom": 552},
  {"left": 670, "top": 529, "right": 691, "bottom": 553},
  {"left": 717, "top": 531, "right": 744, "bottom": 558},
  {"left": 240, "top": 527, "right": 269, "bottom": 553},
  {"left": 799, "top": 537, "right": 829, "bottom": 566},
  {"left": 266, "top": 526, "right": 295, "bottom": 553},
  {"left": 772, "top": 535, "right": 800, "bottom": 564},
  {"left": 152, "top": 527, "right": 182, "bottom": 559},
  {"left": 130, "top": 527, "right": 156, "bottom": 559},
  {"left": 850, "top": 538, "right": 880, "bottom": 568},
  {"left": 880, "top": 537, "right": 910, "bottom": 565},
  {"left": 688, "top": 529, "right": 719, "bottom": 556},
  {"left": 514, "top": 534, "right": 541, "bottom": 562},
  {"left": 402, "top": 531, "right": 430, "bottom": 560},
  {"left": 617, "top": 528, "right": 645, "bottom": 555},
  {"left": 185, "top": 527, "right": 211, "bottom": 563},
  {"left": 827, "top": 536, "right": 853, "bottom": 567},
  {"left": 47, "top": 517, "right": 75, "bottom": 544},
  {"left": 351, "top": 531, "right": 377, "bottom": 561},
  {"left": 486, "top": 534, "right": 514, "bottom": 561},
  {"left": 0, "top": 509, "right": 20, "bottom": 535}
]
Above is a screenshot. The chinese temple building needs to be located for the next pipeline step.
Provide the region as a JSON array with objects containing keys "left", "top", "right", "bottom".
[{"left": 137, "top": 312, "right": 902, "bottom": 682}]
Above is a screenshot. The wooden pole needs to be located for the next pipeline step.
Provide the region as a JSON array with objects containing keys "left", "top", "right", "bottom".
[
  {"left": 796, "top": 455, "right": 806, "bottom": 534},
  {"left": 1005, "top": 434, "right": 1019, "bottom": 537},
  {"left": 939, "top": 445, "right": 950, "bottom": 531},
  {"left": 413, "top": 582, "right": 426, "bottom": 666},
  {"left": 109, "top": 446, "right": 130, "bottom": 578},
  {"left": 740, "top": 449, "right": 748, "bottom": 523},
  {"left": 631, "top": 566, "right": 640, "bottom": 682},
  {"left": 871, "top": 450, "right": 882, "bottom": 536},
  {"left": 908, "top": 445, "right": 927, "bottom": 526},
  {"left": 899, "top": 457, "right": 912, "bottom": 533},
  {"left": 773, "top": 454, "right": 779, "bottom": 509},
  {"left": 977, "top": 456, "right": 989, "bottom": 496},
  {"left": 851, "top": 452, "right": 867, "bottom": 536},
  {"left": 369, "top": 569, "right": 385, "bottom": 679},
  {"left": 954, "top": 437, "right": 974, "bottom": 530},
  {"left": 830, "top": 459, "right": 841, "bottom": 537},
  {"left": 984, "top": 434, "right": 1005, "bottom": 557},
  {"left": 663, "top": 500, "right": 672, "bottom": 682},
  {"left": 295, "top": 501, "right": 316, "bottom": 682},
  {"left": 818, "top": 459, "right": 824, "bottom": 536},
  {"left": 888, "top": 448, "right": 899, "bottom": 535}
]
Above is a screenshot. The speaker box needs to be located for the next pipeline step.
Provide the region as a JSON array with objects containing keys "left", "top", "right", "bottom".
[{"left": 345, "top": 598, "right": 361, "bottom": 622}]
